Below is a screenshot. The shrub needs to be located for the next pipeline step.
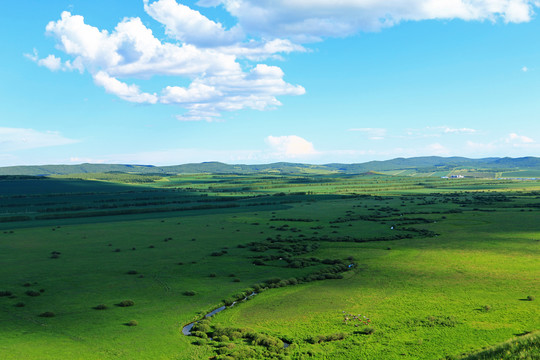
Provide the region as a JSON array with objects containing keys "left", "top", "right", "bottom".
[
  {"left": 481, "top": 305, "right": 492, "bottom": 312},
  {"left": 233, "top": 278, "right": 240, "bottom": 282},
  {"left": 361, "top": 327, "right": 375, "bottom": 335},
  {"left": 183, "top": 291, "right": 197, "bottom": 296},
  {"left": 214, "top": 335, "right": 230, "bottom": 342},
  {"left": 0, "top": 291, "right": 13, "bottom": 297},
  {"left": 94, "top": 304, "right": 108, "bottom": 310},
  {"left": 191, "top": 331, "right": 208, "bottom": 339},
  {"left": 209, "top": 273, "right": 217, "bottom": 278},
  {"left": 114, "top": 248, "right": 121, "bottom": 252},
  {"left": 25, "top": 290, "right": 40, "bottom": 297},
  {"left": 39, "top": 311, "right": 55, "bottom": 318},
  {"left": 14, "top": 302, "right": 25, "bottom": 307},
  {"left": 307, "top": 333, "right": 347, "bottom": 343},
  {"left": 526, "top": 295, "right": 535, "bottom": 301},
  {"left": 192, "top": 323, "right": 211, "bottom": 333},
  {"left": 127, "top": 270, "right": 138, "bottom": 275},
  {"left": 118, "top": 300, "right": 135, "bottom": 307},
  {"left": 126, "top": 320, "right": 138, "bottom": 326}
]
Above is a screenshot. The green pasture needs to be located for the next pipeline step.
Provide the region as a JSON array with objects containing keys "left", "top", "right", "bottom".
[
  {"left": 0, "top": 175, "right": 538, "bottom": 359},
  {"left": 500, "top": 170, "right": 540, "bottom": 178},
  {"left": 211, "top": 209, "right": 539, "bottom": 359}
]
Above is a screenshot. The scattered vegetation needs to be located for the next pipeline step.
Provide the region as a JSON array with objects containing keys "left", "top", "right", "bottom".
[
  {"left": 39, "top": 311, "right": 55, "bottom": 318},
  {"left": 117, "top": 300, "right": 135, "bottom": 307},
  {"left": 0, "top": 171, "right": 538, "bottom": 359}
]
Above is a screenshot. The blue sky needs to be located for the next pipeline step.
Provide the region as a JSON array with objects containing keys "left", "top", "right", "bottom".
[{"left": 1, "top": 0, "right": 539, "bottom": 166}]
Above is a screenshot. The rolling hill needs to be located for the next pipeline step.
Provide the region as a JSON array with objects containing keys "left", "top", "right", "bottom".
[{"left": 0, "top": 156, "right": 539, "bottom": 176}]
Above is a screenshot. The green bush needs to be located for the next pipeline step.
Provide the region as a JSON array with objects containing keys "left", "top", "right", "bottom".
[
  {"left": 39, "top": 311, "right": 55, "bottom": 318},
  {"left": 214, "top": 335, "right": 230, "bottom": 342},
  {"left": 126, "top": 320, "right": 138, "bottom": 326},
  {"left": 94, "top": 304, "right": 108, "bottom": 310},
  {"left": 118, "top": 300, "right": 135, "bottom": 307},
  {"left": 192, "top": 322, "right": 211, "bottom": 333},
  {"left": 191, "top": 331, "right": 208, "bottom": 339},
  {"left": 14, "top": 302, "right": 25, "bottom": 307},
  {"left": 526, "top": 295, "right": 535, "bottom": 301},
  {"left": 361, "top": 327, "right": 375, "bottom": 335},
  {"left": 25, "top": 290, "right": 40, "bottom": 297},
  {"left": 183, "top": 291, "right": 197, "bottom": 296},
  {"left": 0, "top": 291, "right": 13, "bottom": 297}
]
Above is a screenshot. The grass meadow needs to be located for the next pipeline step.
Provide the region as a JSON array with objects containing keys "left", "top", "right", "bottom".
[{"left": 0, "top": 174, "right": 538, "bottom": 359}]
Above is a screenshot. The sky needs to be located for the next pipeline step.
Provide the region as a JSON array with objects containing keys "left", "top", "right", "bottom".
[{"left": 1, "top": 0, "right": 539, "bottom": 166}]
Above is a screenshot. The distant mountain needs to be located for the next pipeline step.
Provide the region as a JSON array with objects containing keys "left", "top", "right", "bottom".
[{"left": 0, "top": 156, "right": 538, "bottom": 176}]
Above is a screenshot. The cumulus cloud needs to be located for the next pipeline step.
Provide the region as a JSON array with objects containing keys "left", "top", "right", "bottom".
[
  {"left": 0, "top": 128, "right": 78, "bottom": 151},
  {"left": 32, "top": 0, "right": 538, "bottom": 121},
  {"left": 507, "top": 132, "right": 534, "bottom": 143},
  {"left": 203, "top": 0, "right": 537, "bottom": 40},
  {"left": 93, "top": 71, "right": 158, "bottom": 104},
  {"left": 266, "top": 135, "right": 318, "bottom": 157},
  {"left": 33, "top": 4, "right": 305, "bottom": 121},
  {"left": 144, "top": 0, "right": 243, "bottom": 47}
]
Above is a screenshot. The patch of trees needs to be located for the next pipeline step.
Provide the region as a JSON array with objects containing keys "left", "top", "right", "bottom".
[
  {"left": 0, "top": 215, "right": 31, "bottom": 223},
  {"left": 306, "top": 332, "right": 347, "bottom": 344},
  {"left": 269, "top": 218, "right": 316, "bottom": 222}
]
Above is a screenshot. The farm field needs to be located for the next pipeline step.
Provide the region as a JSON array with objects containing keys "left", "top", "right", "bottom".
[{"left": 0, "top": 174, "right": 538, "bottom": 359}]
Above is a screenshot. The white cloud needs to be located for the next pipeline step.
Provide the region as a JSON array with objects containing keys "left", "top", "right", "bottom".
[
  {"left": 441, "top": 127, "right": 477, "bottom": 134},
  {"left": 32, "top": 0, "right": 538, "bottom": 121},
  {"left": 507, "top": 132, "right": 534, "bottom": 143},
  {"left": 34, "top": 7, "right": 305, "bottom": 121},
  {"left": 521, "top": 66, "right": 529, "bottom": 72},
  {"left": 348, "top": 128, "right": 387, "bottom": 140},
  {"left": 144, "top": 0, "right": 243, "bottom": 47},
  {"left": 404, "top": 126, "right": 478, "bottom": 138},
  {"left": 204, "top": 0, "right": 537, "bottom": 40},
  {"left": 0, "top": 128, "right": 78, "bottom": 151},
  {"left": 466, "top": 133, "right": 539, "bottom": 155},
  {"left": 266, "top": 135, "right": 318, "bottom": 157},
  {"left": 38, "top": 54, "right": 63, "bottom": 71},
  {"left": 93, "top": 71, "right": 158, "bottom": 104}
]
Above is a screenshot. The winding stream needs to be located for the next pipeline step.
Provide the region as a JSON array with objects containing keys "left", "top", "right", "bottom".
[
  {"left": 182, "top": 292, "right": 257, "bottom": 335},
  {"left": 182, "top": 292, "right": 290, "bottom": 348}
]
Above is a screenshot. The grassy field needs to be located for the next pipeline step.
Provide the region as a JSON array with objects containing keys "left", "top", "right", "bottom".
[{"left": 0, "top": 174, "right": 538, "bottom": 359}]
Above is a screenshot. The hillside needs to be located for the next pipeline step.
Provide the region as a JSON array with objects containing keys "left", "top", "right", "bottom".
[{"left": 0, "top": 156, "right": 539, "bottom": 176}]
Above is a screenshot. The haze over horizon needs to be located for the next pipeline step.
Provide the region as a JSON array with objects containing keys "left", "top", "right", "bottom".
[{"left": 2, "top": 0, "right": 539, "bottom": 166}]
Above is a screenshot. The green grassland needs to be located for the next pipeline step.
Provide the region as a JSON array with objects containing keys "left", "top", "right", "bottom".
[{"left": 0, "top": 174, "right": 538, "bottom": 359}]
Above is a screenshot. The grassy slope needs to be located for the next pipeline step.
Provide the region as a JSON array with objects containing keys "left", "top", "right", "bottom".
[
  {"left": 0, "top": 176, "right": 538, "bottom": 359},
  {"left": 209, "top": 200, "right": 540, "bottom": 359}
]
